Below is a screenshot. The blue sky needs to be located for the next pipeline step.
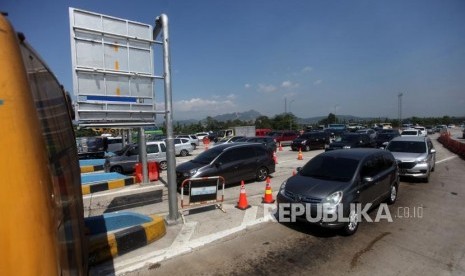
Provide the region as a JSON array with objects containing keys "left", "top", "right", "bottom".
[{"left": 3, "top": 0, "right": 465, "bottom": 121}]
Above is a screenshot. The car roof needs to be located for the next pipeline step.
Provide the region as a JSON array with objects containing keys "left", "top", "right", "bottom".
[
  {"left": 213, "top": 142, "right": 265, "bottom": 151},
  {"left": 391, "top": 136, "right": 427, "bottom": 142},
  {"left": 321, "top": 148, "right": 385, "bottom": 160}
]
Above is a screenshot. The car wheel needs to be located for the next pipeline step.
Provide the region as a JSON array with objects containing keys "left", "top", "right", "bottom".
[
  {"left": 305, "top": 145, "right": 310, "bottom": 151},
  {"left": 110, "top": 166, "right": 123, "bottom": 174},
  {"left": 341, "top": 208, "right": 359, "bottom": 236},
  {"left": 423, "top": 172, "right": 430, "bottom": 183},
  {"left": 180, "top": 149, "right": 189, "bottom": 157},
  {"left": 159, "top": 161, "right": 168, "bottom": 170},
  {"left": 386, "top": 184, "right": 398, "bottom": 205},
  {"left": 256, "top": 167, "right": 269, "bottom": 181}
]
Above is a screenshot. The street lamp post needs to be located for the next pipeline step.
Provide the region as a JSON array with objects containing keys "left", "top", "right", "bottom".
[
  {"left": 288, "top": 99, "right": 295, "bottom": 130},
  {"left": 398, "top": 93, "right": 403, "bottom": 128}
]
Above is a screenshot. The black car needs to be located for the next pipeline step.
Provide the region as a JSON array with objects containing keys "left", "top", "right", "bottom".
[
  {"left": 176, "top": 143, "right": 275, "bottom": 188},
  {"left": 291, "top": 131, "right": 330, "bottom": 151},
  {"left": 375, "top": 132, "right": 401, "bottom": 149},
  {"left": 277, "top": 148, "right": 399, "bottom": 235},
  {"left": 236, "top": 136, "right": 277, "bottom": 152},
  {"left": 325, "top": 133, "right": 375, "bottom": 151}
]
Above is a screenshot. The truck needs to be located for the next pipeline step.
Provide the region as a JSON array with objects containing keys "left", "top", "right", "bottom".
[{"left": 217, "top": 126, "right": 256, "bottom": 140}]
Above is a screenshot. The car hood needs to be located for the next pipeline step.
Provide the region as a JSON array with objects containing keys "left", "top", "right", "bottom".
[
  {"left": 390, "top": 152, "right": 427, "bottom": 162},
  {"left": 176, "top": 160, "right": 207, "bottom": 173},
  {"left": 284, "top": 175, "right": 348, "bottom": 199}
]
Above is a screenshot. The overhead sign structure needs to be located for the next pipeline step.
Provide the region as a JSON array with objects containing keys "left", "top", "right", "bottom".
[{"left": 69, "top": 8, "right": 162, "bottom": 125}]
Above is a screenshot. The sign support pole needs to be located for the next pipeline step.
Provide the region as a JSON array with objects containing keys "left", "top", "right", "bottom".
[{"left": 154, "top": 14, "right": 180, "bottom": 223}]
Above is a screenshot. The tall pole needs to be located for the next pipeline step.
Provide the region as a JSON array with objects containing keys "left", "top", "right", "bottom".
[
  {"left": 398, "top": 93, "right": 403, "bottom": 128},
  {"left": 289, "top": 99, "right": 295, "bottom": 130},
  {"left": 154, "top": 14, "right": 179, "bottom": 223}
]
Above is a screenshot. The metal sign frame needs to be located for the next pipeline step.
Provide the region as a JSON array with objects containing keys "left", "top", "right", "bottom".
[
  {"left": 180, "top": 176, "right": 226, "bottom": 222},
  {"left": 69, "top": 8, "right": 165, "bottom": 126}
]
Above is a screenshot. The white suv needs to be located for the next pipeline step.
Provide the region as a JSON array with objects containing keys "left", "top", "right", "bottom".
[
  {"left": 413, "top": 126, "right": 427, "bottom": 137},
  {"left": 175, "top": 135, "right": 199, "bottom": 149},
  {"left": 173, "top": 138, "right": 194, "bottom": 156}
]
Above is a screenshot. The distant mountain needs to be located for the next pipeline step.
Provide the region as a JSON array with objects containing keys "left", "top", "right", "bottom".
[
  {"left": 173, "top": 111, "right": 383, "bottom": 125},
  {"left": 210, "top": 110, "right": 262, "bottom": 122},
  {"left": 298, "top": 115, "right": 382, "bottom": 125}
]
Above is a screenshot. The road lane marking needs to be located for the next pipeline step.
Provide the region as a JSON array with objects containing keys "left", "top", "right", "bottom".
[{"left": 437, "top": 155, "right": 458, "bottom": 164}]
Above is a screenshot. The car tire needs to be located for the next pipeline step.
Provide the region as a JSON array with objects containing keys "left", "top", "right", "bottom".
[
  {"left": 341, "top": 208, "right": 359, "bottom": 236},
  {"left": 159, "top": 161, "right": 168, "bottom": 170},
  {"left": 423, "top": 172, "right": 430, "bottom": 183},
  {"left": 386, "top": 183, "right": 398, "bottom": 205},
  {"left": 256, "top": 167, "right": 269, "bottom": 181},
  {"left": 180, "top": 149, "right": 189, "bottom": 157},
  {"left": 110, "top": 166, "right": 123, "bottom": 174}
]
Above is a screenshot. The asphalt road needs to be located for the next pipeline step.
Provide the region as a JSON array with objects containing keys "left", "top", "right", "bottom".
[{"left": 124, "top": 134, "right": 465, "bottom": 276}]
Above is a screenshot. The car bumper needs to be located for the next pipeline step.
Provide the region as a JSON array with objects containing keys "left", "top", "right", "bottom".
[
  {"left": 276, "top": 192, "right": 346, "bottom": 229},
  {"left": 398, "top": 163, "right": 430, "bottom": 178}
]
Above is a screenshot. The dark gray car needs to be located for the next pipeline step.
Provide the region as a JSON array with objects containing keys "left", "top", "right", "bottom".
[
  {"left": 176, "top": 143, "right": 275, "bottom": 188},
  {"left": 277, "top": 148, "right": 399, "bottom": 235}
]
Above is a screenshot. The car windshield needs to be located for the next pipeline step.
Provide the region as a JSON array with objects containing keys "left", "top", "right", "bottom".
[
  {"left": 299, "top": 155, "right": 359, "bottom": 182},
  {"left": 387, "top": 141, "right": 426, "bottom": 153},
  {"left": 192, "top": 147, "right": 224, "bottom": 164},
  {"left": 114, "top": 145, "right": 132, "bottom": 156}
]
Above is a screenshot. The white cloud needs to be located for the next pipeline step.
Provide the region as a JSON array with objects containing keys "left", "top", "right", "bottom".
[
  {"left": 281, "top": 81, "right": 299, "bottom": 89},
  {"left": 302, "top": 66, "right": 313, "bottom": 73},
  {"left": 313, "top": 79, "right": 323, "bottom": 85},
  {"left": 226, "top": 94, "right": 236, "bottom": 100},
  {"left": 244, "top": 83, "right": 251, "bottom": 89},
  {"left": 173, "top": 98, "right": 236, "bottom": 112},
  {"left": 258, "top": 84, "right": 278, "bottom": 93}
]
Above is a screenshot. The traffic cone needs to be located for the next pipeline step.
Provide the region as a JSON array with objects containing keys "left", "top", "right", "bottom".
[
  {"left": 236, "top": 180, "right": 251, "bottom": 210},
  {"left": 273, "top": 151, "right": 278, "bottom": 164},
  {"left": 297, "top": 148, "right": 303, "bottom": 160},
  {"left": 262, "top": 177, "right": 275, "bottom": 204},
  {"left": 278, "top": 142, "right": 283, "bottom": 151}
]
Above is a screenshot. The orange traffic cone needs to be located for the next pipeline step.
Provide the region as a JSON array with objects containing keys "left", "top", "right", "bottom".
[
  {"left": 236, "top": 180, "right": 251, "bottom": 210},
  {"left": 262, "top": 177, "right": 275, "bottom": 204},
  {"left": 278, "top": 142, "right": 283, "bottom": 151},
  {"left": 297, "top": 148, "right": 303, "bottom": 160},
  {"left": 273, "top": 151, "right": 278, "bottom": 164}
]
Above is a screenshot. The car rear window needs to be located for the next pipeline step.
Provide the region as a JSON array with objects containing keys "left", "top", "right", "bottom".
[
  {"left": 387, "top": 141, "right": 426, "bottom": 153},
  {"left": 300, "top": 155, "right": 359, "bottom": 182}
]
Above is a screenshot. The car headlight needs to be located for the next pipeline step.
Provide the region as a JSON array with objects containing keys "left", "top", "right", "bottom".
[
  {"left": 417, "top": 158, "right": 428, "bottom": 164},
  {"left": 343, "top": 145, "right": 351, "bottom": 149},
  {"left": 322, "top": 191, "right": 343, "bottom": 207},
  {"left": 279, "top": 180, "right": 287, "bottom": 194}
]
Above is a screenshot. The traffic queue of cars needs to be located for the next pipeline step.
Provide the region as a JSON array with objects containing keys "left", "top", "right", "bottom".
[{"left": 95, "top": 124, "right": 438, "bottom": 236}]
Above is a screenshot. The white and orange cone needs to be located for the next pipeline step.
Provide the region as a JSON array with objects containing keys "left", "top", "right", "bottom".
[
  {"left": 236, "top": 180, "right": 251, "bottom": 210},
  {"left": 262, "top": 177, "right": 275, "bottom": 204}
]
